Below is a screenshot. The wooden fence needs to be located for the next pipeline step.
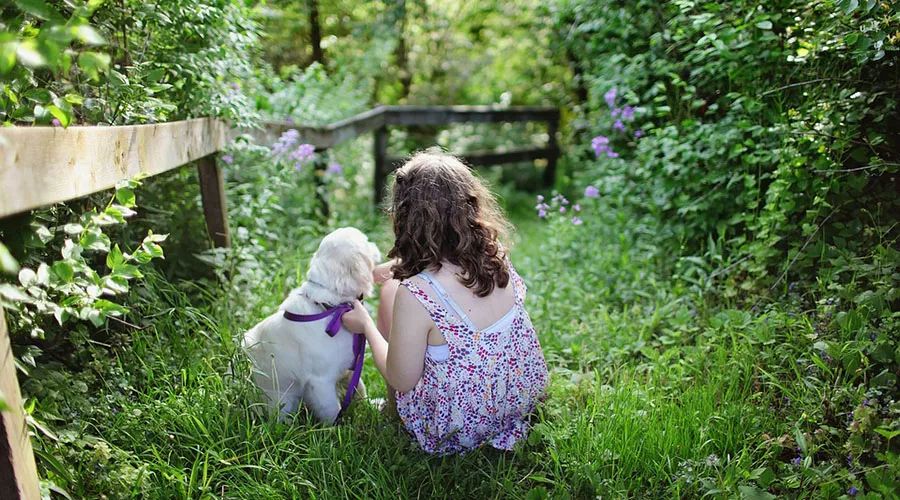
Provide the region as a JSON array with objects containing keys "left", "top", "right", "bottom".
[{"left": 0, "top": 105, "right": 559, "bottom": 498}]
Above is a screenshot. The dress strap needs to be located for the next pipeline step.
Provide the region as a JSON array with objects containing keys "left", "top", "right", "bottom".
[
  {"left": 507, "top": 260, "right": 527, "bottom": 306},
  {"left": 419, "top": 272, "right": 477, "bottom": 331},
  {"left": 399, "top": 278, "right": 448, "bottom": 325}
]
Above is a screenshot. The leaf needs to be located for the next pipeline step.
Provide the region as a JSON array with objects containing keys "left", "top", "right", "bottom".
[
  {"left": 106, "top": 244, "right": 124, "bottom": 270},
  {"left": 33, "top": 224, "right": 53, "bottom": 244},
  {"left": 739, "top": 485, "right": 776, "bottom": 500},
  {"left": 755, "top": 21, "right": 772, "bottom": 30},
  {"left": 18, "top": 268, "right": 36, "bottom": 286},
  {"left": 115, "top": 186, "right": 135, "bottom": 207},
  {"left": 0, "top": 242, "right": 18, "bottom": 273},
  {"left": 0, "top": 42, "right": 16, "bottom": 74},
  {"left": 15, "top": 40, "right": 45, "bottom": 68},
  {"left": 844, "top": 0, "right": 859, "bottom": 13},
  {"left": 63, "top": 223, "right": 83, "bottom": 235},
  {"left": 50, "top": 261, "right": 74, "bottom": 283},
  {"left": 77, "top": 51, "right": 110, "bottom": 81},
  {"left": 72, "top": 25, "right": 105, "bottom": 46},
  {"left": 14, "top": 0, "right": 62, "bottom": 21},
  {"left": 0, "top": 284, "right": 31, "bottom": 302}
]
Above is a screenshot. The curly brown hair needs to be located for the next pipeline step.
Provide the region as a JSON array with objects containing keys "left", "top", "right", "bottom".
[{"left": 387, "top": 151, "right": 512, "bottom": 297}]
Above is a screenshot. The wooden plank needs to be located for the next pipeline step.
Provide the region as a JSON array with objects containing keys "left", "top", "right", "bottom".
[
  {"left": 258, "top": 106, "right": 555, "bottom": 150},
  {"left": 260, "top": 106, "right": 387, "bottom": 150},
  {"left": 383, "top": 106, "right": 559, "bottom": 126},
  {"left": 0, "top": 118, "right": 229, "bottom": 218},
  {"left": 386, "top": 146, "right": 558, "bottom": 169},
  {"left": 373, "top": 126, "right": 389, "bottom": 208},
  {"left": 0, "top": 309, "right": 41, "bottom": 500},
  {"left": 196, "top": 155, "right": 231, "bottom": 248}
]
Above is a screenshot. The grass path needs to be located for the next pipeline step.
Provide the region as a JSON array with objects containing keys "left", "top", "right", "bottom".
[{"left": 33, "top": 194, "right": 842, "bottom": 498}]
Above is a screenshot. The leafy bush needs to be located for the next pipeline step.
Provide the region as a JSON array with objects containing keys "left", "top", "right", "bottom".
[
  {"left": 553, "top": 0, "right": 898, "bottom": 292},
  {"left": 1, "top": 0, "right": 260, "bottom": 126}
]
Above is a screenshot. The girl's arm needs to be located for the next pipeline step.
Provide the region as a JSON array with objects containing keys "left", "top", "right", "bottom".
[{"left": 341, "top": 290, "right": 429, "bottom": 393}]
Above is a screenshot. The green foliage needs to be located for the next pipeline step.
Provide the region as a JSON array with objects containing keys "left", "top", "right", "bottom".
[
  {"left": 1, "top": 0, "right": 261, "bottom": 126},
  {"left": 553, "top": 0, "right": 899, "bottom": 293},
  {"left": 0, "top": 179, "right": 166, "bottom": 339}
]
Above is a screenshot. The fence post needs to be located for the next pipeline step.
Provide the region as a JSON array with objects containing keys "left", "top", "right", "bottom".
[
  {"left": 0, "top": 309, "right": 41, "bottom": 500},
  {"left": 373, "top": 126, "right": 388, "bottom": 208},
  {"left": 197, "top": 155, "right": 231, "bottom": 248},
  {"left": 544, "top": 114, "right": 560, "bottom": 187}
]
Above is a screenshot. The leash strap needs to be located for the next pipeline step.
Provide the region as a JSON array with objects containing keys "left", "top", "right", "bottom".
[{"left": 283, "top": 302, "right": 366, "bottom": 420}]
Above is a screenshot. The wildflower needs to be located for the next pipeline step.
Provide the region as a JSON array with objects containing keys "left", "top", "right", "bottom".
[
  {"left": 559, "top": 206, "right": 567, "bottom": 214},
  {"left": 272, "top": 129, "right": 301, "bottom": 156},
  {"left": 621, "top": 105, "right": 635, "bottom": 121},
  {"left": 553, "top": 194, "right": 569, "bottom": 206},
  {"left": 606, "top": 150, "right": 620, "bottom": 158},
  {"left": 536, "top": 194, "right": 544, "bottom": 203},
  {"left": 634, "top": 129, "right": 644, "bottom": 138},
  {"left": 611, "top": 107, "right": 622, "bottom": 118},
  {"left": 535, "top": 202, "right": 550, "bottom": 218},
  {"left": 613, "top": 120, "right": 625, "bottom": 132},
  {"left": 326, "top": 162, "right": 343, "bottom": 175},
  {"left": 705, "top": 454, "right": 720, "bottom": 467},
  {"left": 291, "top": 144, "right": 315, "bottom": 161},
  {"left": 571, "top": 216, "right": 583, "bottom": 225},
  {"left": 791, "top": 456, "right": 802, "bottom": 466},
  {"left": 604, "top": 87, "right": 617, "bottom": 108},
  {"left": 221, "top": 154, "right": 234, "bottom": 165},
  {"left": 584, "top": 185, "right": 600, "bottom": 198},
  {"left": 51, "top": 118, "right": 61, "bottom": 127},
  {"left": 592, "top": 135, "right": 618, "bottom": 158},
  {"left": 848, "top": 486, "right": 858, "bottom": 496},
  {"left": 537, "top": 207, "right": 547, "bottom": 218},
  {"left": 573, "top": 204, "right": 581, "bottom": 212}
]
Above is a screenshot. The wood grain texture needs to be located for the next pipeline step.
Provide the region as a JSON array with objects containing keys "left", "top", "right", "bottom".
[
  {"left": 0, "top": 310, "right": 40, "bottom": 500},
  {"left": 196, "top": 155, "right": 230, "bottom": 248},
  {"left": 0, "top": 118, "right": 228, "bottom": 218}
]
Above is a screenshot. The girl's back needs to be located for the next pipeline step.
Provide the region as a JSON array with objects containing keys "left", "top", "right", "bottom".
[{"left": 395, "top": 260, "right": 548, "bottom": 454}]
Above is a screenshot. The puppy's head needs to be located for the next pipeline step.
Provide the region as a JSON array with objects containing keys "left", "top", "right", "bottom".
[{"left": 305, "top": 227, "right": 380, "bottom": 304}]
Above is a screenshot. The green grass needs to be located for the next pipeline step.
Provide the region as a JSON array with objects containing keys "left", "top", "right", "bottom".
[{"left": 25, "top": 191, "right": 888, "bottom": 499}]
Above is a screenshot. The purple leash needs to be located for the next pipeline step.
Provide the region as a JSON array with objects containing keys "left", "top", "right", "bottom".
[{"left": 283, "top": 302, "right": 366, "bottom": 420}]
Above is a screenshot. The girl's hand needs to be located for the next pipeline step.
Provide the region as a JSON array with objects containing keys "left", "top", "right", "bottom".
[
  {"left": 372, "top": 260, "right": 396, "bottom": 285},
  {"left": 341, "top": 300, "right": 374, "bottom": 334}
]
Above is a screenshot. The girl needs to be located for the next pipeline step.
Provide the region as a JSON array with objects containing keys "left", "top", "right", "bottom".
[{"left": 341, "top": 152, "right": 549, "bottom": 455}]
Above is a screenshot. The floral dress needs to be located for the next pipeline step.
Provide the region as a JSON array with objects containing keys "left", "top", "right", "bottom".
[{"left": 395, "top": 262, "right": 549, "bottom": 455}]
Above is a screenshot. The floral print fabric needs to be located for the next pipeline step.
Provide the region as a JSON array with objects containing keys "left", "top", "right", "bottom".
[{"left": 394, "top": 263, "right": 549, "bottom": 455}]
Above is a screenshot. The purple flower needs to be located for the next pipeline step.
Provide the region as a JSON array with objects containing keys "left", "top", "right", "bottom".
[
  {"left": 634, "top": 129, "right": 644, "bottom": 138},
  {"left": 611, "top": 107, "right": 622, "bottom": 118},
  {"left": 584, "top": 185, "right": 599, "bottom": 198},
  {"left": 559, "top": 206, "right": 567, "bottom": 214},
  {"left": 291, "top": 144, "right": 315, "bottom": 160},
  {"left": 848, "top": 486, "right": 858, "bottom": 496},
  {"left": 592, "top": 135, "right": 618, "bottom": 158},
  {"left": 573, "top": 204, "right": 581, "bottom": 212},
  {"left": 791, "top": 456, "right": 802, "bottom": 466},
  {"left": 272, "top": 129, "right": 301, "bottom": 156},
  {"left": 536, "top": 194, "right": 544, "bottom": 203},
  {"left": 571, "top": 216, "right": 583, "bottom": 226},
  {"left": 606, "top": 150, "right": 620, "bottom": 158},
  {"left": 604, "top": 87, "right": 617, "bottom": 108},
  {"left": 613, "top": 120, "right": 625, "bottom": 132},
  {"left": 621, "top": 105, "right": 635, "bottom": 121},
  {"left": 326, "top": 162, "right": 343, "bottom": 175},
  {"left": 221, "top": 154, "right": 234, "bottom": 165},
  {"left": 51, "top": 118, "right": 61, "bottom": 127},
  {"left": 537, "top": 207, "right": 547, "bottom": 218}
]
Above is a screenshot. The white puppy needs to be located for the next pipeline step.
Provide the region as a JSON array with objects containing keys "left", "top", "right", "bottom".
[{"left": 242, "top": 227, "right": 380, "bottom": 423}]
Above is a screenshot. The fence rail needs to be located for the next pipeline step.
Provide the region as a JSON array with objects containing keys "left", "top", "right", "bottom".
[{"left": 0, "top": 104, "right": 560, "bottom": 498}]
